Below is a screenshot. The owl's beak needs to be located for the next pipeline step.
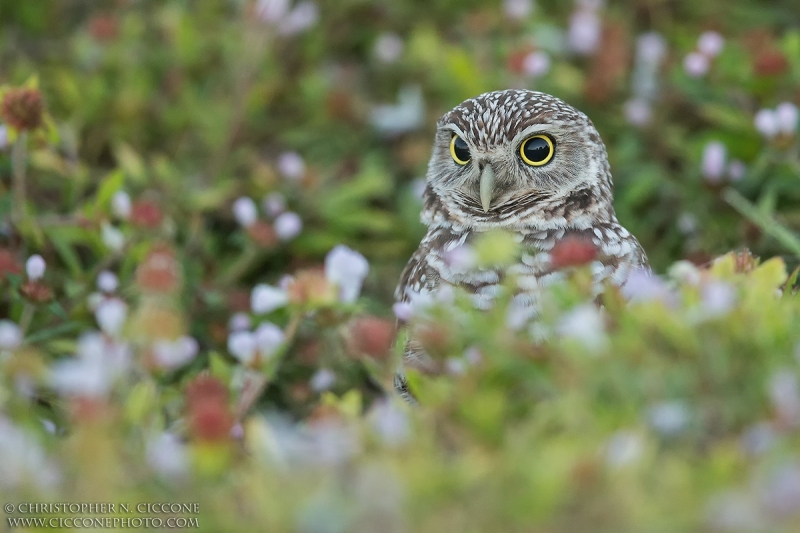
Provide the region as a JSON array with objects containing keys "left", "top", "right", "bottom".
[{"left": 479, "top": 164, "right": 495, "bottom": 213}]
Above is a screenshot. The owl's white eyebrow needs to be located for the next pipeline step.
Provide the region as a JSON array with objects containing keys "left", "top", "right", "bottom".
[
  {"left": 440, "top": 124, "right": 468, "bottom": 140},
  {"left": 510, "top": 124, "right": 558, "bottom": 146}
]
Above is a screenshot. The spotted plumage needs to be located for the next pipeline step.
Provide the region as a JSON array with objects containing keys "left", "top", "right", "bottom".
[{"left": 395, "top": 90, "right": 647, "bottom": 395}]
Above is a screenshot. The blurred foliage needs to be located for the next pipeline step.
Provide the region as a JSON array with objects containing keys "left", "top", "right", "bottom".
[{"left": 1, "top": 0, "right": 800, "bottom": 531}]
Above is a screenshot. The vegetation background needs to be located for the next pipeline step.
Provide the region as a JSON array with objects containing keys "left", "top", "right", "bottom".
[{"left": 1, "top": 0, "right": 800, "bottom": 531}]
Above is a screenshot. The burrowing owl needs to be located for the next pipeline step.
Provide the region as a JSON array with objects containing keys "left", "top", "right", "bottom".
[{"left": 395, "top": 90, "right": 647, "bottom": 391}]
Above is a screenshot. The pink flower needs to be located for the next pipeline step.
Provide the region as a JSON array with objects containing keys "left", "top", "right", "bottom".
[
  {"left": 373, "top": 33, "right": 404, "bottom": 63},
  {"left": 232, "top": 197, "right": 258, "bottom": 227},
  {"left": 392, "top": 301, "right": 413, "bottom": 321},
  {"left": 624, "top": 98, "right": 652, "bottom": 126},
  {"left": 278, "top": 1, "right": 318, "bottom": 36},
  {"left": 568, "top": 9, "right": 602, "bottom": 55},
  {"left": 443, "top": 244, "right": 476, "bottom": 274},
  {"left": 728, "top": 160, "right": 746, "bottom": 181},
  {"left": 522, "top": 51, "right": 550, "bottom": 78},
  {"left": 701, "top": 141, "right": 727, "bottom": 183},
  {"left": 503, "top": 0, "right": 534, "bottom": 20},
  {"left": 754, "top": 108, "right": 778, "bottom": 138},
  {"left": 262, "top": 192, "right": 287, "bottom": 217},
  {"left": 775, "top": 102, "right": 799, "bottom": 134},
  {"left": 325, "top": 245, "right": 369, "bottom": 303},
  {"left": 97, "top": 270, "right": 119, "bottom": 293},
  {"left": 683, "top": 52, "right": 709, "bottom": 77},
  {"left": 277, "top": 151, "right": 305, "bottom": 181},
  {"left": 274, "top": 211, "right": 302, "bottom": 241},
  {"left": 697, "top": 31, "right": 724, "bottom": 57}
]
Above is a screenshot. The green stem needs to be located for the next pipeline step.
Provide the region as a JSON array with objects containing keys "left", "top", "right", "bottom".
[
  {"left": 19, "top": 303, "right": 35, "bottom": 336},
  {"left": 11, "top": 131, "right": 28, "bottom": 227},
  {"left": 722, "top": 188, "right": 800, "bottom": 257}
]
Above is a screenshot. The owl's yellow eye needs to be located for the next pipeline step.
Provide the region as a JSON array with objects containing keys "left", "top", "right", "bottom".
[
  {"left": 450, "top": 135, "right": 471, "bottom": 165},
  {"left": 520, "top": 135, "right": 555, "bottom": 166}
]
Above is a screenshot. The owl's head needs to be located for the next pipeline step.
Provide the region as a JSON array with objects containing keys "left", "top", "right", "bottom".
[{"left": 424, "top": 89, "right": 615, "bottom": 229}]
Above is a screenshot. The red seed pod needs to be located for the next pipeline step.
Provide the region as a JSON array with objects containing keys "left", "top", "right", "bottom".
[
  {"left": 346, "top": 315, "right": 396, "bottom": 360},
  {"left": 1, "top": 88, "right": 44, "bottom": 131},
  {"left": 549, "top": 236, "right": 598, "bottom": 269}
]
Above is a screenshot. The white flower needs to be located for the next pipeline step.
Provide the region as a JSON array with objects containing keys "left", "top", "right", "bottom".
[
  {"left": 325, "top": 245, "right": 369, "bottom": 303},
  {"left": 668, "top": 260, "right": 701, "bottom": 285},
  {"left": 25, "top": 254, "right": 45, "bottom": 280},
  {"left": 0, "top": 417, "right": 61, "bottom": 489},
  {"left": 370, "top": 401, "right": 410, "bottom": 446},
  {"left": 96, "top": 270, "right": 119, "bottom": 293},
  {"left": 624, "top": 98, "right": 652, "bottom": 126},
  {"left": 310, "top": 368, "right": 335, "bottom": 391},
  {"left": 705, "top": 491, "right": 764, "bottom": 531},
  {"left": 274, "top": 211, "right": 302, "bottom": 240},
  {"left": 50, "top": 332, "right": 130, "bottom": 398},
  {"left": 228, "top": 312, "right": 252, "bottom": 332},
  {"left": 621, "top": 268, "right": 675, "bottom": 304},
  {"left": 146, "top": 432, "right": 188, "bottom": 479},
  {"left": 277, "top": 151, "right": 305, "bottom": 181},
  {"left": 683, "top": 52, "right": 709, "bottom": 77},
  {"left": 0, "top": 320, "right": 22, "bottom": 349},
  {"left": 232, "top": 196, "right": 258, "bottom": 227},
  {"left": 111, "top": 190, "right": 132, "bottom": 219},
  {"left": 677, "top": 213, "right": 698, "bottom": 235},
  {"left": 228, "top": 330, "right": 257, "bottom": 365},
  {"left": 768, "top": 369, "right": 800, "bottom": 426},
  {"left": 701, "top": 141, "right": 727, "bottom": 183},
  {"left": 262, "top": 192, "right": 287, "bottom": 217},
  {"left": 506, "top": 294, "right": 536, "bottom": 331},
  {"left": 153, "top": 336, "right": 198, "bottom": 370},
  {"left": 568, "top": 9, "right": 601, "bottom": 55},
  {"left": 256, "top": 0, "right": 289, "bottom": 22},
  {"left": 556, "top": 304, "right": 607, "bottom": 352},
  {"left": 700, "top": 280, "right": 736, "bottom": 317},
  {"left": 278, "top": 1, "right": 318, "bottom": 36},
  {"left": 760, "top": 461, "right": 800, "bottom": 517},
  {"left": 101, "top": 222, "right": 125, "bottom": 251},
  {"left": 522, "top": 51, "right": 550, "bottom": 78},
  {"left": 503, "top": 0, "right": 534, "bottom": 19},
  {"left": 373, "top": 33, "right": 404, "bottom": 63},
  {"left": 443, "top": 244, "right": 476, "bottom": 274},
  {"left": 445, "top": 357, "right": 467, "bottom": 376},
  {"left": 86, "top": 292, "right": 104, "bottom": 311},
  {"left": 636, "top": 32, "right": 667, "bottom": 65},
  {"left": 254, "top": 322, "right": 284, "bottom": 358},
  {"left": 754, "top": 108, "right": 778, "bottom": 138},
  {"left": 740, "top": 423, "right": 775, "bottom": 456},
  {"left": 775, "top": 102, "right": 799, "bottom": 134},
  {"left": 94, "top": 298, "right": 127, "bottom": 336},
  {"left": 370, "top": 85, "right": 425, "bottom": 137},
  {"left": 392, "top": 301, "right": 413, "bottom": 321},
  {"left": 251, "top": 283, "right": 289, "bottom": 314},
  {"left": 697, "top": 31, "right": 724, "bottom": 57},
  {"left": 648, "top": 401, "right": 689, "bottom": 436},
  {"left": 605, "top": 430, "right": 644, "bottom": 468},
  {"left": 0, "top": 124, "right": 8, "bottom": 150}
]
